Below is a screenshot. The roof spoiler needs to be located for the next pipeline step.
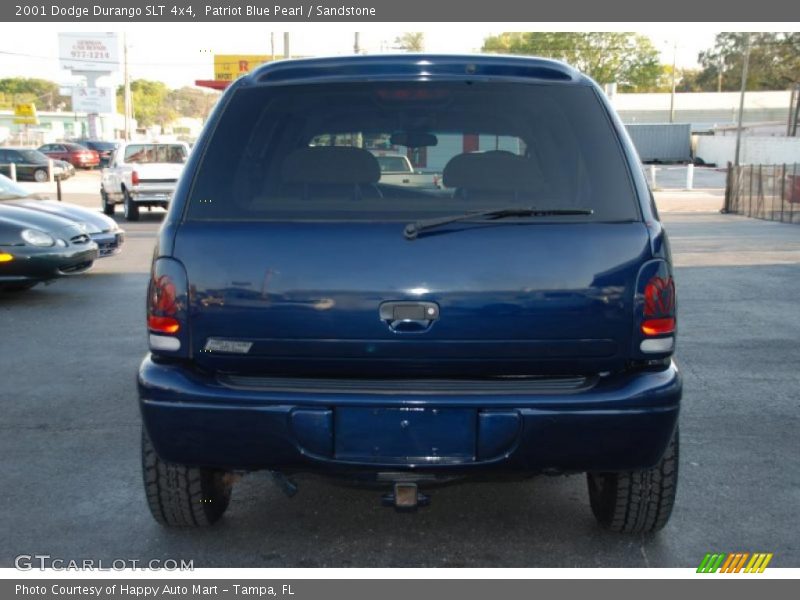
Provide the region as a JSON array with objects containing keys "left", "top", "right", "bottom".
[{"left": 251, "top": 55, "right": 582, "bottom": 86}]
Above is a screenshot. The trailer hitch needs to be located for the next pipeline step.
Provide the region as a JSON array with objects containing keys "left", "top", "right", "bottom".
[{"left": 381, "top": 483, "right": 430, "bottom": 511}]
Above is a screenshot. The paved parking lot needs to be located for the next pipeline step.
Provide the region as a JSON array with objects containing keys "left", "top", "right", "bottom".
[{"left": 1, "top": 172, "right": 798, "bottom": 568}]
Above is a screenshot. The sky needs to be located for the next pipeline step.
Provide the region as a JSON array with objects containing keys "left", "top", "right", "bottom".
[{"left": 0, "top": 23, "right": 793, "bottom": 90}]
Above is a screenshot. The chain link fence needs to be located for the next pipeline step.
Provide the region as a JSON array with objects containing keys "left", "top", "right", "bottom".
[{"left": 723, "top": 163, "right": 800, "bottom": 223}]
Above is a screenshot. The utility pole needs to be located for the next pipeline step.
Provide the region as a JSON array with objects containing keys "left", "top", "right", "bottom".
[
  {"left": 733, "top": 33, "right": 751, "bottom": 167},
  {"left": 283, "top": 32, "right": 290, "bottom": 59},
  {"left": 354, "top": 32, "right": 360, "bottom": 54},
  {"left": 270, "top": 32, "right": 275, "bottom": 61},
  {"left": 669, "top": 40, "right": 677, "bottom": 123},
  {"left": 717, "top": 55, "right": 724, "bottom": 93},
  {"left": 123, "top": 33, "right": 132, "bottom": 141}
]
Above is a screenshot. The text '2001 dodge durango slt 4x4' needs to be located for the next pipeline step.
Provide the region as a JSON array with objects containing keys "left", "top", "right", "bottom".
[{"left": 138, "top": 55, "right": 681, "bottom": 533}]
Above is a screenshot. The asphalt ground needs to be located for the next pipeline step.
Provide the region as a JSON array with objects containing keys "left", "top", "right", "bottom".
[{"left": 1, "top": 171, "right": 798, "bottom": 568}]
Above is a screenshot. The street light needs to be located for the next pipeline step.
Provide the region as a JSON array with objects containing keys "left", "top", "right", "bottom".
[
  {"left": 123, "top": 33, "right": 133, "bottom": 141},
  {"left": 668, "top": 39, "right": 677, "bottom": 123}
]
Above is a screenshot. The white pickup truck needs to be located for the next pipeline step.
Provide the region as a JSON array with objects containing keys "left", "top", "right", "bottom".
[
  {"left": 100, "top": 142, "right": 189, "bottom": 221},
  {"left": 372, "top": 153, "right": 441, "bottom": 190}
]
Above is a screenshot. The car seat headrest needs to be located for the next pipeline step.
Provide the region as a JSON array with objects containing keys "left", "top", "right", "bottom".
[{"left": 282, "top": 146, "right": 381, "bottom": 185}]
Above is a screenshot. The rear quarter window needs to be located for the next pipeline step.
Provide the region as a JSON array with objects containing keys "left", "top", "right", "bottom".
[{"left": 186, "top": 81, "right": 639, "bottom": 222}]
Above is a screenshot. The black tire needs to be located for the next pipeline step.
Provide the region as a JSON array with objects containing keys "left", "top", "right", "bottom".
[
  {"left": 141, "top": 427, "right": 233, "bottom": 527},
  {"left": 34, "top": 168, "right": 48, "bottom": 183},
  {"left": 587, "top": 428, "right": 678, "bottom": 533},
  {"left": 123, "top": 190, "right": 139, "bottom": 221},
  {"left": 101, "top": 189, "right": 114, "bottom": 216}
]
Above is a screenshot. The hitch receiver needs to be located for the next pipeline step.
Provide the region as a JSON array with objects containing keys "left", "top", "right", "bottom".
[{"left": 381, "top": 483, "right": 430, "bottom": 511}]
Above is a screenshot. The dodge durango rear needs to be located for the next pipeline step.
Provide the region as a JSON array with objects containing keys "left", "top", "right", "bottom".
[{"left": 138, "top": 55, "right": 681, "bottom": 533}]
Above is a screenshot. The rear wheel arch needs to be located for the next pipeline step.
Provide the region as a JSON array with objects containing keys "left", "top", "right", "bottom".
[
  {"left": 141, "top": 427, "right": 233, "bottom": 527},
  {"left": 587, "top": 426, "right": 679, "bottom": 533}
]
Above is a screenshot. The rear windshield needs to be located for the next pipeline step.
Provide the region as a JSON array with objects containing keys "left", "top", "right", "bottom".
[
  {"left": 376, "top": 155, "right": 410, "bottom": 172},
  {"left": 124, "top": 144, "right": 187, "bottom": 164},
  {"left": 186, "top": 82, "right": 638, "bottom": 222}
]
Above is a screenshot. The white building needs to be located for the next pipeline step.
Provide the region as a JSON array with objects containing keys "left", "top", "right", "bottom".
[
  {"left": 610, "top": 90, "right": 794, "bottom": 132},
  {"left": 0, "top": 110, "right": 132, "bottom": 144}
]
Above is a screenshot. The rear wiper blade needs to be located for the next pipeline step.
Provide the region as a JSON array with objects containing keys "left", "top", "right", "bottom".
[{"left": 403, "top": 206, "right": 593, "bottom": 240}]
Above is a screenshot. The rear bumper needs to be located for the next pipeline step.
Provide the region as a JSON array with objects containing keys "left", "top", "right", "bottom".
[
  {"left": 129, "top": 185, "right": 176, "bottom": 204},
  {"left": 139, "top": 356, "right": 681, "bottom": 475}
]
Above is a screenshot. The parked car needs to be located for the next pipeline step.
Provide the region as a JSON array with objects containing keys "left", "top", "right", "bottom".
[
  {"left": 54, "top": 160, "right": 75, "bottom": 179},
  {"left": 0, "top": 202, "right": 98, "bottom": 291},
  {"left": 72, "top": 139, "right": 118, "bottom": 167},
  {"left": 138, "top": 55, "right": 681, "bottom": 532},
  {"left": 0, "top": 174, "right": 124, "bottom": 257},
  {"left": 38, "top": 142, "right": 100, "bottom": 169},
  {"left": 372, "top": 152, "right": 441, "bottom": 190},
  {"left": 100, "top": 141, "right": 189, "bottom": 221},
  {"left": 0, "top": 148, "right": 67, "bottom": 182}
]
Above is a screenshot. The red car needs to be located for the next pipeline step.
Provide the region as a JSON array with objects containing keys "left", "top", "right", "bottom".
[{"left": 38, "top": 142, "right": 100, "bottom": 169}]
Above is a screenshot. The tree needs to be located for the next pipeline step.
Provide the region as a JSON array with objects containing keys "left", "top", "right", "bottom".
[
  {"left": 0, "top": 77, "right": 70, "bottom": 111},
  {"left": 696, "top": 33, "right": 800, "bottom": 91},
  {"left": 481, "top": 32, "right": 663, "bottom": 91},
  {"left": 167, "top": 87, "right": 220, "bottom": 120},
  {"left": 673, "top": 69, "right": 708, "bottom": 93},
  {"left": 116, "top": 79, "right": 176, "bottom": 128},
  {"left": 394, "top": 33, "right": 425, "bottom": 52}
]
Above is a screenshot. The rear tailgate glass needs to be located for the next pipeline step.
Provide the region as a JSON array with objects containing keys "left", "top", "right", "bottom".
[{"left": 186, "top": 82, "right": 639, "bottom": 223}]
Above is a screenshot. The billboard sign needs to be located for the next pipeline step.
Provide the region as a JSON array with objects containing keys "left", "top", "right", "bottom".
[
  {"left": 59, "top": 33, "right": 120, "bottom": 72},
  {"left": 72, "top": 87, "right": 115, "bottom": 113},
  {"left": 213, "top": 54, "right": 273, "bottom": 81}
]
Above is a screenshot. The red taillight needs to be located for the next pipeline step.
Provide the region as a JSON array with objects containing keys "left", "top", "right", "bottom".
[
  {"left": 148, "top": 315, "right": 180, "bottom": 333},
  {"left": 131, "top": 170, "right": 140, "bottom": 185},
  {"left": 148, "top": 274, "right": 179, "bottom": 333},
  {"left": 640, "top": 274, "right": 676, "bottom": 337},
  {"left": 152, "top": 275, "right": 177, "bottom": 312},
  {"left": 643, "top": 276, "right": 675, "bottom": 318},
  {"left": 147, "top": 259, "right": 188, "bottom": 354},
  {"left": 642, "top": 317, "right": 675, "bottom": 336}
]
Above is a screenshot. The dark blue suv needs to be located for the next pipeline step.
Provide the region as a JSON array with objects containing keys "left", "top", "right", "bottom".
[{"left": 139, "top": 55, "right": 681, "bottom": 532}]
